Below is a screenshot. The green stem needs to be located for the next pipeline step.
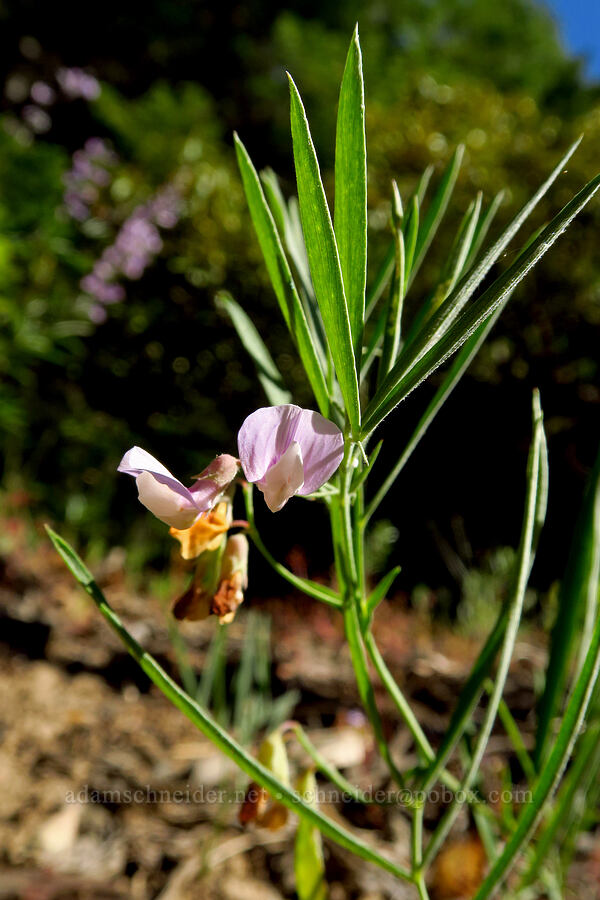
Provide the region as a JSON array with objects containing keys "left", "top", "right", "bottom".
[
  {"left": 288, "top": 722, "right": 389, "bottom": 806},
  {"left": 335, "top": 445, "right": 407, "bottom": 791},
  {"left": 46, "top": 527, "right": 413, "bottom": 884},
  {"left": 242, "top": 484, "right": 342, "bottom": 609},
  {"left": 484, "top": 679, "right": 535, "bottom": 785},
  {"left": 364, "top": 630, "right": 434, "bottom": 765},
  {"left": 422, "top": 411, "right": 544, "bottom": 870},
  {"left": 472, "top": 599, "right": 600, "bottom": 899}
]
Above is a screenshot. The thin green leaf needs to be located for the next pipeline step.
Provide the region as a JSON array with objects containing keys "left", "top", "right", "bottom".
[
  {"left": 288, "top": 75, "right": 361, "bottom": 434},
  {"left": 378, "top": 140, "right": 582, "bottom": 410},
  {"left": 534, "top": 443, "right": 600, "bottom": 768},
  {"left": 45, "top": 526, "right": 95, "bottom": 586},
  {"left": 420, "top": 392, "right": 548, "bottom": 796},
  {"left": 403, "top": 194, "right": 419, "bottom": 288},
  {"left": 216, "top": 292, "right": 292, "bottom": 406},
  {"left": 473, "top": 563, "right": 600, "bottom": 899},
  {"left": 361, "top": 299, "right": 388, "bottom": 381},
  {"left": 47, "top": 527, "right": 412, "bottom": 883},
  {"left": 364, "top": 165, "right": 433, "bottom": 323},
  {"left": 234, "top": 133, "right": 330, "bottom": 416},
  {"left": 464, "top": 190, "right": 505, "bottom": 272},
  {"left": 366, "top": 565, "right": 401, "bottom": 620},
  {"left": 443, "top": 193, "right": 483, "bottom": 293},
  {"left": 364, "top": 303, "right": 504, "bottom": 524},
  {"left": 243, "top": 484, "right": 342, "bottom": 609},
  {"left": 351, "top": 439, "right": 383, "bottom": 493},
  {"left": 378, "top": 211, "right": 406, "bottom": 382},
  {"left": 335, "top": 24, "right": 367, "bottom": 357},
  {"left": 523, "top": 718, "right": 600, "bottom": 886},
  {"left": 422, "top": 393, "right": 547, "bottom": 868},
  {"left": 408, "top": 144, "right": 464, "bottom": 286},
  {"left": 362, "top": 169, "right": 600, "bottom": 436}
]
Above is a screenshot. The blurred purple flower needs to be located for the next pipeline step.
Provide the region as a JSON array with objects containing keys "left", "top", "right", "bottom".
[
  {"left": 118, "top": 448, "right": 239, "bottom": 529},
  {"left": 30, "top": 81, "right": 56, "bottom": 106},
  {"left": 238, "top": 405, "right": 344, "bottom": 512},
  {"left": 22, "top": 104, "right": 51, "bottom": 133},
  {"left": 56, "top": 67, "right": 100, "bottom": 101}
]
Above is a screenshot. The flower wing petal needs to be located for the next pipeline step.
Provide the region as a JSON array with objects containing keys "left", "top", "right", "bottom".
[
  {"left": 294, "top": 410, "right": 344, "bottom": 494},
  {"left": 118, "top": 446, "right": 201, "bottom": 526},
  {"left": 135, "top": 471, "right": 199, "bottom": 529}
]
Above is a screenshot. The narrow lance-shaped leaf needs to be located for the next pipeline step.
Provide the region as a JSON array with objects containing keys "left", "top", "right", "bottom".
[
  {"left": 365, "top": 565, "right": 402, "bottom": 622},
  {"left": 422, "top": 392, "right": 547, "bottom": 867},
  {"left": 335, "top": 24, "right": 367, "bottom": 358},
  {"left": 234, "top": 134, "right": 330, "bottom": 416},
  {"left": 472, "top": 537, "right": 600, "bottom": 899},
  {"left": 464, "top": 190, "right": 505, "bottom": 272},
  {"left": 388, "top": 139, "right": 582, "bottom": 392},
  {"left": 362, "top": 170, "right": 600, "bottom": 436},
  {"left": 364, "top": 164, "right": 433, "bottom": 323},
  {"left": 288, "top": 74, "right": 361, "bottom": 435},
  {"left": 419, "top": 393, "right": 548, "bottom": 795},
  {"left": 407, "top": 144, "right": 464, "bottom": 287},
  {"left": 402, "top": 193, "right": 482, "bottom": 349},
  {"left": 402, "top": 194, "right": 419, "bottom": 290},
  {"left": 534, "top": 443, "right": 600, "bottom": 768},
  {"left": 378, "top": 183, "right": 406, "bottom": 381},
  {"left": 46, "top": 527, "right": 412, "bottom": 883},
  {"left": 216, "top": 292, "right": 292, "bottom": 407}
]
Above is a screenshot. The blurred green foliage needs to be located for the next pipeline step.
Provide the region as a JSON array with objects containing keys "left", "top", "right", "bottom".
[{"left": 0, "top": 0, "right": 599, "bottom": 574}]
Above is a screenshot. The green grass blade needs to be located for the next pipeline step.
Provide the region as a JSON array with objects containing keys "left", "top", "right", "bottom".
[
  {"left": 420, "top": 393, "right": 548, "bottom": 796},
  {"left": 523, "top": 718, "right": 600, "bottom": 886},
  {"left": 288, "top": 74, "right": 361, "bottom": 434},
  {"left": 402, "top": 194, "right": 420, "bottom": 288},
  {"left": 234, "top": 134, "right": 330, "bottom": 416},
  {"left": 364, "top": 303, "right": 504, "bottom": 524},
  {"left": 463, "top": 190, "right": 505, "bottom": 272},
  {"left": 379, "top": 140, "right": 582, "bottom": 409},
  {"left": 362, "top": 169, "right": 600, "bottom": 436},
  {"left": 421, "top": 394, "right": 547, "bottom": 868},
  {"left": 45, "top": 526, "right": 412, "bottom": 883},
  {"left": 335, "top": 25, "right": 367, "bottom": 357},
  {"left": 472, "top": 576, "right": 600, "bottom": 899},
  {"left": 216, "top": 292, "right": 292, "bottom": 406},
  {"left": 534, "top": 444, "right": 600, "bottom": 768},
  {"left": 365, "top": 565, "right": 401, "bottom": 620},
  {"left": 408, "top": 144, "right": 464, "bottom": 286},
  {"left": 364, "top": 165, "right": 433, "bottom": 323}
]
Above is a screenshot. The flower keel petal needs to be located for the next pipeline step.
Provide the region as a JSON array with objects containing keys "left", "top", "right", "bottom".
[{"left": 258, "top": 441, "right": 304, "bottom": 512}]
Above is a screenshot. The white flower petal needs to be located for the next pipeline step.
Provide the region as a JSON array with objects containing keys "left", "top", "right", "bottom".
[
  {"left": 258, "top": 441, "right": 304, "bottom": 512},
  {"left": 136, "top": 471, "right": 199, "bottom": 529}
]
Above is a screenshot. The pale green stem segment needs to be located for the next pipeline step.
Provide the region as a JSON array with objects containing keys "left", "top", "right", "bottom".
[
  {"left": 334, "top": 443, "right": 408, "bottom": 792},
  {"left": 45, "top": 525, "right": 413, "bottom": 885},
  {"left": 420, "top": 393, "right": 546, "bottom": 872},
  {"left": 483, "top": 678, "right": 536, "bottom": 785},
  {"left": 472, "top": 585, "right": 600, "bottom": 899},
  {"left": 286, "top": 722, "right": 383, "bottom": 806},
  {"left": 242, "top": 484, "right": 342, "bottom": 610},
  {"left": 521, "top": 719, "right": 600, "bottom": 887}
]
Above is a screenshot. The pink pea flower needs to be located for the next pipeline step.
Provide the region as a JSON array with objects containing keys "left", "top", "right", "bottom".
[
  {"left": 118, "top": 447, "right": 239, "bottom": 529},
  {"left": 237, "top": 405, "right": 344, "bottom": 512}
]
